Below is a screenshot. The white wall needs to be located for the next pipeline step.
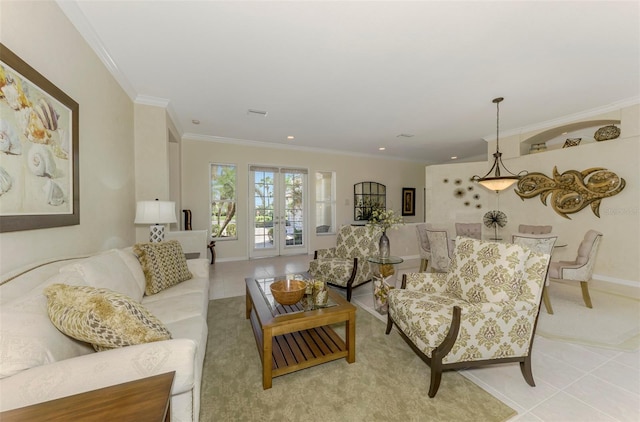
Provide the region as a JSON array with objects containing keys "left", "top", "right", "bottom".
[
  {"left": 181, "top": 138, "right": 426, "bottom": 261},
  {"left": 426, "top": 104, "right": 640, "bottom": 284},
  {"left": 0, "top": 1, "right": 136, "bottom": 274}
]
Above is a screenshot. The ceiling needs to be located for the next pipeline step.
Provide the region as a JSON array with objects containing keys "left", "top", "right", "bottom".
[{"left": 59, "top": 1, "right": 640, "bottom": 164}]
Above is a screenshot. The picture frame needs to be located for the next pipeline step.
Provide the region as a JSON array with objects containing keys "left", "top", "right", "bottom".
[
  {"left": 0, "top": 43, "right": 79, "bottom": 232},
  {"left": 402, "top": 187, "right": 415, "bottom": 216}
]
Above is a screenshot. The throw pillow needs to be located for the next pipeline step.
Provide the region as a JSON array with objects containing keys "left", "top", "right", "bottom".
[
  {"left": 447, "top": 237, "right": 530, "bottom": 303},
  {"left": 43, "top": 284, "right": 171, "bottom": 351},
  {"left": 133, "top": 240, "right": 193, "bottom": 295},
  {"left": 60, "top": 250, "right": 144, "bottom": 302}
]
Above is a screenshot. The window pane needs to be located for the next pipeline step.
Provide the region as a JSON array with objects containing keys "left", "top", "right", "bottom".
[
  {"left": 211, "top": 164, "right": 237, "bottom": 240},
  {"left": 315, "top": 171, "right": 335, "bottom": 234}
]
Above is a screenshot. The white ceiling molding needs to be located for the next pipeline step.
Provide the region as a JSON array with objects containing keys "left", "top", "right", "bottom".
[
  {"left": 56, "top": 0, "right": 137, "bottom": 101},
  {"left": 134, "top": 95, "right": 183, "bottom": 136},
  {"left": 484, "top": 96, "right": 640, "bottom": 142},
  {"left": 182, "top": 133, "right": 429, "bottom": 164}
]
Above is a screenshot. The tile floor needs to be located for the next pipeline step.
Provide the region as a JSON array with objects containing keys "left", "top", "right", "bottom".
[{"left": 208, "top": 254, "right": 640, "bottom": 422}]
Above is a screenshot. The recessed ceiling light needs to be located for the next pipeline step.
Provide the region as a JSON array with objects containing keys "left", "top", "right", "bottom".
[
  {"left": 287, "top": 136, "right": 295, "bottom": 140},
  {"left": 379, "top": 147, "right": 386, "bottom": 151},
  {"left": 451, "top": 156, "right": 458, "bottom": 160},
  {"left": 396, "top": 133, "right": 414, "bottom": 138},
  {"left": 192, "top": 119, "right": 200, "bottom": 124},
  {"left": 561, "top": 131, "right": 568, "bottom": 135}
]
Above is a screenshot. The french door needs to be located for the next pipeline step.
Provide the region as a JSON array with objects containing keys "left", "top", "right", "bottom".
[{"left": 250, "top": 166, "right": 308, "bottom": 258}]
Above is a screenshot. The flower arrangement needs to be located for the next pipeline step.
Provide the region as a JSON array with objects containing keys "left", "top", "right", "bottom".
[{"left": 368, "top": 208, "right": 404, "bottom": 232}]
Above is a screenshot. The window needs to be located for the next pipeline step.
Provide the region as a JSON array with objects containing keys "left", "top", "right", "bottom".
[
  {"left": 315, "top": 171, "right": 335, "bottom": 234},
  {"left": 210, "top": 163, "right": 237, "bottom": 240}
]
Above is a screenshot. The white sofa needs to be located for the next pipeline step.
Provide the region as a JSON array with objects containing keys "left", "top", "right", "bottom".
[{"left": 0, "top": 246, "right": 210, "bottom": 422}]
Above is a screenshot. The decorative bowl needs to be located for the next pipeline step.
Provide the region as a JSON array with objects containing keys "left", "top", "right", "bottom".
[{"left": 269, "top": 280, "right": 307, "bottom": 305}]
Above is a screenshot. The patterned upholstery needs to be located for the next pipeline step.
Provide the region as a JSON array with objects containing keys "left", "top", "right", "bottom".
[
  {"left": 386, "top": 237, "right": 550, "bottom": 397},
  {"left": 548, "top": 230, "right": 602, "bottom": 309},
  {"left": 308, "top": 225, "right": 382, "bottom": 301}
]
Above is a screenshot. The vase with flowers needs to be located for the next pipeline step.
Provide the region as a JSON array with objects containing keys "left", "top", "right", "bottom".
[{"left": 368, "top": 208, "right": 403, "bottom": 258}]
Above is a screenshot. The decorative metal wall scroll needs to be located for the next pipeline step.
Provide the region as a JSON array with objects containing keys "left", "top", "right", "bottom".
[{"left": 514, "top": 166, "right": 626, "bottom": 219}]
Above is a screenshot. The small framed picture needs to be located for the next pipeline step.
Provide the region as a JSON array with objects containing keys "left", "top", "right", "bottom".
[{"left": 402, "top": 188, "right": 415, "bottom": 216}]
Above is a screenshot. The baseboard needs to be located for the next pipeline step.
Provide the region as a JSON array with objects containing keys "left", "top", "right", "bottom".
[{"left": 592, "top": 273, "right": 640, "bottom": 288}]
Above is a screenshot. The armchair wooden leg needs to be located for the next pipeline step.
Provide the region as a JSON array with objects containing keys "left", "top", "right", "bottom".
[
  {"left": 520, "top": 356, "right": 535, "bottom": 387},
  {"left": 580, "top": 281, "right": 593, "bottom": 308},
  {"left": 428, "top": 365, "right": 443, "bottom": 398},
  {"left": 385, "top": 313, "right": 394, "bottom": 334},
  {"left": 542, "top": 286, "right": 553, "bottom": 314}
]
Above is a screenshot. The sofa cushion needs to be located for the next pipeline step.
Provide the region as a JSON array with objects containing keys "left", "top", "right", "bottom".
[
  {"left": 0, "top": 272, "right": 94, "bottom": 379},
  {"left": 43, "top": 284, "right": 171, "bottom": 351},
  {"left": 133, "top": 241, "right": 193, "bottom": 295},
  {"left": 447, "top": 238, "right": 529, "bottom": 303},
  {"left": 60, "top": 250, "right": 144, "bottom": 302}
]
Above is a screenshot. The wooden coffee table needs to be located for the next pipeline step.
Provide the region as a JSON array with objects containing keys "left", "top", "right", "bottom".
[{"left": 245, "top": 276, "right": 356, "bottom": 389}]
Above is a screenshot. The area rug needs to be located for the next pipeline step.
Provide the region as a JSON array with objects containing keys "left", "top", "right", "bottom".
[
  {"left": 537, "top": 281, "right": 640, "bottom": 351},
  {"left": 200, "top": 296, "right": 516, "bottom": 422}
]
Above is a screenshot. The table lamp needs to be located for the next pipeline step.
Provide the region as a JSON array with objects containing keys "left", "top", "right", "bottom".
[{"left": 134, "top": 199, "right": 177, "bottom": 242}]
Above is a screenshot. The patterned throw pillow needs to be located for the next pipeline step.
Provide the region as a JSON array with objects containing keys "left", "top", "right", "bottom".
[
  {"left": 447, "top": 237, "right": 530, "bottom": 303},
  {"left": 43, "top": 284, "right": 171, "bottom": 351},
  {"left": 133, "top": 240, "right": 193, "bottom": 295}
]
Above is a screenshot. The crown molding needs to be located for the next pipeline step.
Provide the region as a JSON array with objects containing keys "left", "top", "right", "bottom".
[
  {"left": 182, "top": 133, "right": 430, "bottom": 164},
  {"left": 56, "top": 0, "right": 137, "bottom": 101},
  {"left": 483, "top": 96, "right": 640, "bottom": 142}
]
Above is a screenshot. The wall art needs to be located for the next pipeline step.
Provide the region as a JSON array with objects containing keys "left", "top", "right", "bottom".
[
  {"left": 402, "top": 187, "right": 415, "bottom": 216},
  {"left": 0, "top": 43, "right": 79, "bottom": 232},
  {"left": 514, "top": 166, "right": 625, "bottom": 219}
]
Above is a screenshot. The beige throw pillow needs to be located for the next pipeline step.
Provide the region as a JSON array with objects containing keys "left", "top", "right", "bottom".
[
  {"left": 133, "top": 240, "right": 193, "bottom": 295},
  {"left": 43, "top": 284, "right": 171, "bottom": 351}
]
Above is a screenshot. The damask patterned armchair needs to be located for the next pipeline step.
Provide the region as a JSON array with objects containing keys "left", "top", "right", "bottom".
[
  {"left": 308, "top": 225, "right": 382, "bottom": 301},
  {"left": 386, "top": 237, "right": 550, "bottom": 397}
]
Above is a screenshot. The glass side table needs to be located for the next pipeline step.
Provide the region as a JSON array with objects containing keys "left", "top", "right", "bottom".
[{"left": 367, "top": 255, "right": 404, "bottom": 314}]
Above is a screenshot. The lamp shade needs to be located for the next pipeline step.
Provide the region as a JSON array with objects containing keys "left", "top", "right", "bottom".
[
  {"left": 134, "top": 200, "right": 177, "bottom": 225},
  {"left": 477, "top": 177, "right": 519, "bottom": 192}
]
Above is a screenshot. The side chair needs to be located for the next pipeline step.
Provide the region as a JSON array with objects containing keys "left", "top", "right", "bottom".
[
  {"left": 455, "top": 222, "right": 481, "bottom": 239},
  {"left": 386, "top": 237, "right": 550, "bottom": 397},
  {"left": 424, "top": 228, "right": 453, "bottom": 273},
  {"left": 548, "top": 230, "right": 603, "bottom": 309},
  {"left": 308, "top": 224, "right": 382, "bottom": 301},
  {"left": 518, "top": 224, "right": 552, "bottom": 235},
  {"left": 512, "top": 233, "right": 558, "bottom": 314}
]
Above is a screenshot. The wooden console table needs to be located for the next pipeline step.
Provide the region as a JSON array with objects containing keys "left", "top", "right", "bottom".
[{"left": 0, "top": 371, "right": 175, "bottom": 421}]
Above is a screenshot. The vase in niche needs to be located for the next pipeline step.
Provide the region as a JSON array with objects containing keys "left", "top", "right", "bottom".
[{"left": 379, "top": 231, "right": 390, "bottom": 258}]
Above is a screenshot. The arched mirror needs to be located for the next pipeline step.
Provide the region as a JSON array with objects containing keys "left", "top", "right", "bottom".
[{"left": 354, "top": 182, "right": 386, "bottom": 221}]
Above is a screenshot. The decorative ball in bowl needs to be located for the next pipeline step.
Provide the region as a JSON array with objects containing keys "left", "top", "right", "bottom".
[{"left": 269, "top": 279, "right": 307, "bottom": 305}]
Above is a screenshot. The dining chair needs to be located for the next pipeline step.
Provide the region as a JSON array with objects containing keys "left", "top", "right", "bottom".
[
  {"left": 512, "top": 233, "right": 558, "bottom": 314},
  {"left": 455, "top": 222, "right": 481, "bottom": 239},
  {"left": 424, "top": 228, "right": 452, "bottom": 273},
  {"left": 415, "top": 224, "right": 431, "bottom": 273},
  {"left": 518, "top": 224, "right": 552, "bottom": 235},
  {"left": 548, "top": 230, "right": 603, "bottom": 309}
]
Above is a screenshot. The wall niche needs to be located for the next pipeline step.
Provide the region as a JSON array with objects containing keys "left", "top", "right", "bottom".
[{"left": 520, "top": 119, "right": 621, "bottom": 156}]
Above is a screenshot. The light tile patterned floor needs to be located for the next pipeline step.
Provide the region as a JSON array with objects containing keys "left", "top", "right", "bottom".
[{"left": 209, "top": 254, "right": 640, "bottom": 421}]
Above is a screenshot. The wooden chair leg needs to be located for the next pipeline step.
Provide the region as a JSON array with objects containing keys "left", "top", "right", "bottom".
[
  {"left": 428, "top": 365, "right": 443, "bottom": 398},
  {"left": 385, "top": 313, "right": 394, "bottom": 334},
  {"left": 580, "top": 281, "right": 593, "bottom": 308},
  {"left": 542, "top": 285, "right": 553, "bottom": 314},
  {"left": 419, "top": 258, "right": 428, "bottom": 273},
  {"left": 520, "top": 355, "right": 535, "bottom": 387}
]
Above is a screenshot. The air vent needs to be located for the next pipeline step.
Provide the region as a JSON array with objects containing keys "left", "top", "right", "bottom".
[
  {"left": 247, "top": 109, "right": 268, "bottom": 117},
  {"left": 396, "top": 133, "right": 414, "bottom": 138}
]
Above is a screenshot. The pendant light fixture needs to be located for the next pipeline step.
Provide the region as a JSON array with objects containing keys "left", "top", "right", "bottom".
[{"left": 472, "top": 97, "right": 526, "bottom": 192}]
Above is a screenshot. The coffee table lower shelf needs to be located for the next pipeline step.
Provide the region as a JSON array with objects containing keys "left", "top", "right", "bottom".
[{"left": 249, "top": 311, "right": 349, "bottom": 380}]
